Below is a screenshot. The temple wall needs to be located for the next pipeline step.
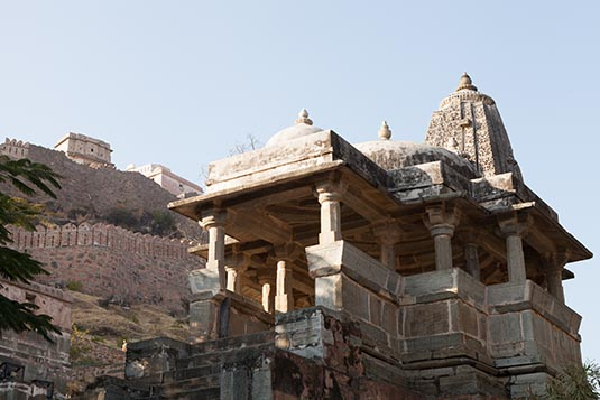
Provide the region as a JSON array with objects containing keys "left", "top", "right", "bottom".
[{"left": 306, "top": 240, "right": 581, "bottom": 398}]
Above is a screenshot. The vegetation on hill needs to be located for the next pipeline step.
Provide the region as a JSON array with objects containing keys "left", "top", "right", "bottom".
[{"left": 0, "top": 145, "right": 203, "bottom": 240}]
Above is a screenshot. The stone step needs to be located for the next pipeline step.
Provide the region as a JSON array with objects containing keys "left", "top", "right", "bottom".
[
  {"left": 161, "top": 374, "right": 220, "bottom": 393},
  {"left": 162, "top": 387, "right": 220, "bottom": 400},
  {"left": 164, "top": 365, "right": 222, "bottom": 382},
  {"left": 189, "top": 332, "right": 275, "bottom": 355},
  {"left": 184, "top": 343, "right": 275, "bottom": 368}
]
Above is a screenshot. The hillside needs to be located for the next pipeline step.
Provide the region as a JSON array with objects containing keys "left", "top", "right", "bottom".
[{"left": 0, "top": 144, "right": 204, "bottom": 240}]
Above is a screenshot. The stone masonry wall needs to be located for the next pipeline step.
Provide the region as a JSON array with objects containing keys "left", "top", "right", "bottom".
[
  {"left": 7, "top": 223, "right": 204, "bottom": 312},
  {"left": 0, "top": 280, "right": 72, "bottom": 398}
]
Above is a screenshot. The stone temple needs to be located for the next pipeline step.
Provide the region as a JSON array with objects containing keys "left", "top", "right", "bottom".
[{"left": 100, "top": 74, "right": 591, "bottom": 399}]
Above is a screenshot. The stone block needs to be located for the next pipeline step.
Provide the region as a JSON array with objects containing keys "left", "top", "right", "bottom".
[
  {"left": 189, "top": 268, "right": 221, "bottom": 295},
  {"left": 338, "top": 276, "right": 370, "bottom": 321},
  {"left": 189, "top": 298, "right": 218, "bottom": 341},
  {"left": 381, "top": 301, "right": 397, "bottom": 337},
  {"left": 369, "top": 295, "right": 381, "bottom": 327},
  {"left": 488, "top": 313, "right": 521, "bottom": 344},
  {"left": 403, "top": 269, "right": 455, "bottom": 299},
  {"left": 405, "top": 302, "right": 450, "bottom": 337},
  {"left": 315, "top": 275, "right": 342, "bottom": 309},
  {"left": 455, "top": 302, "right": 479, "bottom": 337}
]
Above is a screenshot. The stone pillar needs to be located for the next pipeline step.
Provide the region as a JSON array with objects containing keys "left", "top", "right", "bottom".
[
  {"left": 260, "top": 280, "right": 276, "bottom": 314},
  {"left": 464, "top": 243, "right": 480, "bottom": 281},
  {"left": 372, "top": 222, "right": 403, "bottom": 270},
  {"left": 261, "top": 282, "right": 271, "bottom": 312},
  {"left": 543, "top": 252, "right": 567, "bottom": 302},
  {"left": 201, "top": 211, "right": 226, "bottom": 290},
  {"left": 424, "top": 205, "right": 460, "bottom": 271},
  {"left": 226, "top": 268, "right": 238, "bottom": 292},
  {"left": 498, "top": 214, "right": 531, "bottom": 283},
  {"left": 315, "top": 182, "right": 346, "bottom": 244},
  {"left": 275, "top": 260, "right": 294, "bottom": 313}
]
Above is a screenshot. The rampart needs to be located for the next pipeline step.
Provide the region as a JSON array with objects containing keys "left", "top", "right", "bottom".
[{"left": 8, "top": 223, "right": 204, "bottom": 313}]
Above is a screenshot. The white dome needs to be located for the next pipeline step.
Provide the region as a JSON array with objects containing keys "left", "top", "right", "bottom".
[
  {"left": 266, "top": 123, "right": 323, "bottom": 147},
  {"left": 265, "top": 109, "right": 323, "bottom": 147}
]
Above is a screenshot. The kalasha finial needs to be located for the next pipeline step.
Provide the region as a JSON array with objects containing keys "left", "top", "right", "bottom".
[
  {"left": 378, "top": 120, "right": 391, "bottom": 140},
  {"left": 456, "top": 72, "right": 478, "bottom": 92},
  {"left": 295, "top": 109, "right": 313, "bottom": 125}
]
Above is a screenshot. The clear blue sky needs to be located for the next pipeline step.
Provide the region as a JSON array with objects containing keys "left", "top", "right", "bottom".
[{"left": 1, "top": 2, "right": 598, "bottom": 360}]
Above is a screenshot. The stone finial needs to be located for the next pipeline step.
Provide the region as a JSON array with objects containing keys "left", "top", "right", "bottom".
[
  {"left": 294, "top": 109, "right": 313, "bottom": 125},
  {"left": 378, "top": 120, "right": 391, "bottom": 140},
  {"left": 456, "top": 72, "right": 478, "bottom": 92}
]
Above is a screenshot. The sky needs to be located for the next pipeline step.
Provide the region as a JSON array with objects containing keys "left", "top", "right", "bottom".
[{"left": 1, "top": 2, "right": 599, "bottom": 360}]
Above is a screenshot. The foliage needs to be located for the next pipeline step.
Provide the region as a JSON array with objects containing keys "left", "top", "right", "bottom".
[
  {"left": 0, "top": 155, "right": 62, "bottom": 342},
  {"left": 546, "top": 361, "right": 600, "bottom": 399},
  {"left": 149, "top": 211, "right": 176, "bottom": 236},
  {"left": 106, "top": 207, "right": 138, "bottom": 229},
  {"left": 66, "top": 280, "right": 84, "bottom": 292},
  {"left": 106, "top": 207, "right": 176, "bottom": 237}
]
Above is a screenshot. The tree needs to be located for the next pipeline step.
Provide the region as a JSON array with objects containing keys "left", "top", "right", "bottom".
[
  {"left": 0, "top": 155, "right": 62, "bottom": 342},
  {"left": 546, "top": 361, "right": 600, "bottom": 399},
  {"left": 229, "top": 133, "right": 262, "bottom": 156}
]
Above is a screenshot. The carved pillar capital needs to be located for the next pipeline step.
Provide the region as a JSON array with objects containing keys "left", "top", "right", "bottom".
[
  {"left": 497, "top": 213, "right": 532, "bottom": 237},
  {"left": 424, "top": 204, "right": 461, "bottom": 231},
  {"left": 200, "top": 209, "right": 226, "bottom": 230}
]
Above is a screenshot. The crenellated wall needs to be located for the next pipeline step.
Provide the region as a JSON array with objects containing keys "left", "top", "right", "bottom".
[
  {"left": 7, "top": 223, "right": 204, "bottom": 313},
  {"left": 8, "top": 223, "right": 195, "bottom": 259}
]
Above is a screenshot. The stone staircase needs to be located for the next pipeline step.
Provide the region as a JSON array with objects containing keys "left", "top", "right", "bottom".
[{"left": 122, "top": 332, "right": 276, "bottom": 400}]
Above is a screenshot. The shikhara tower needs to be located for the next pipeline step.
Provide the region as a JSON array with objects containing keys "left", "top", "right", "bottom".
[{"left": 426, "top": 72, "right": 523, "bottom": 181}]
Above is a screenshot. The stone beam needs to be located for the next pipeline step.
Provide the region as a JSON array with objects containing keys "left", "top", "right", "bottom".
[{"left": 227, "top": 208, "right": 293, "bottom": 244}]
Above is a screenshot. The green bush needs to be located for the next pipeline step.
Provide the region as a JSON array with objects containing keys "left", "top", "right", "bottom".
[
  {"left": 106, "top": 207, "right": 139, "bottom": 230},
  {"left": 66, "top": 280, "right": 83, "bottom": 292},
  {"left": 546, "top": 361, "right": 600, "bottom": 399}
]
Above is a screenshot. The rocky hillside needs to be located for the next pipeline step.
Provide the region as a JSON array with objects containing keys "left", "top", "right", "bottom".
[{"left": 1, "top": 145, "right": 204, "bottom": 240}]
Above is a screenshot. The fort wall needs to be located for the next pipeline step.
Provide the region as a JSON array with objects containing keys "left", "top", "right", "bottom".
[{"left": 8, "top": 223, "right": 204, "bottom": 313}]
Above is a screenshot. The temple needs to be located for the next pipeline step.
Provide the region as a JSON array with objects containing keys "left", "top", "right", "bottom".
[{"left": 111, "top": 74, "right": 591, "bottom": 399}]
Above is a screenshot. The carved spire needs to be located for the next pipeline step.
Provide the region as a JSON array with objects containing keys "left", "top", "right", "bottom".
[
  {"left": 426, "top": 74, "right": 523, "bottom": 182},
  {"left": 456, "top": 72, "right": 478, "bottom": 92},
  {"left": 378, "top": 120, "right": 391, "bottom": 140},
  {"left": 295, "top": 109, "right": 313, "bottom": 125}
]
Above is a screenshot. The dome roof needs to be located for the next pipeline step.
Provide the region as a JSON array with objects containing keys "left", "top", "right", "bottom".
[
  {"left": 266, "top": 109, "right": 323, "bottom": 147},
  {"left": 353, "top": 139, "right": 477, "bottom": 176}
]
